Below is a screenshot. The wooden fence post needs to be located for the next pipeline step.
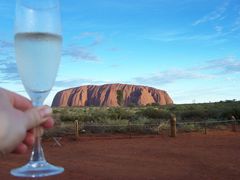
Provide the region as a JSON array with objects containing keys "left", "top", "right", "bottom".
[
  {"left": 170, "top": 114, "right": 177, "bottom": 137},
  {"left": 74, "top": 120, "right": 79, "bottom": 140},
  {"left": 232, "top": 115, "right": 237, "bottom": 132}
]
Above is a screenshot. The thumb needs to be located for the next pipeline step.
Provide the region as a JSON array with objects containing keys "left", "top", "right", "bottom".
[{"left": 24, "top": 106, "right": 52, "bottom": 130}]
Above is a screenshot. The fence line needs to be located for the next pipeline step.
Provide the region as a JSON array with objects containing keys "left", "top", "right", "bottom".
[
  {"left": 82, "top": 124, "right": 159, "bottom": 127},
  {"left": 46, "top": 118, "right": 239, "bottom": 139},
  {"left": 73, "top": 119, "right": 239, "bottom": 127},
  {"left": 176, "top": 119, "right": 238, "bottom": 125}
]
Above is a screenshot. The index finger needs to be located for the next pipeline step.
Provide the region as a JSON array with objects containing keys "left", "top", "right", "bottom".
[{"left": 2, "top": 88, "right": 33, "bottom": 111}]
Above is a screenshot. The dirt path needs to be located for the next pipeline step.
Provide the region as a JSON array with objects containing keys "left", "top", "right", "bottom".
[{"left": 1, "top": 131, "right": 240, "bottom": 180}]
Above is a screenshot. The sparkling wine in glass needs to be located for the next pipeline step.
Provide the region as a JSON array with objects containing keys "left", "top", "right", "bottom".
[{"left": 11, "top": 0, "right": 64, "bottom": 177}]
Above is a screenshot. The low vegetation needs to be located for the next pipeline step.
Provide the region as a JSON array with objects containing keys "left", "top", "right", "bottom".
[{"left": 50, "top": 100, "right": 240, "bottom": 135}]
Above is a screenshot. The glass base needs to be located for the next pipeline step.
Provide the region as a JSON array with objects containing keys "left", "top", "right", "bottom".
[{"left": 10, "top": 160, "right": 64, "bottom": 178}]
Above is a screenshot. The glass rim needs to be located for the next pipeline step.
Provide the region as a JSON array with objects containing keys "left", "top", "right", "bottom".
[{"left": 18, "top": 0, "right": 60, "bottom": 11}]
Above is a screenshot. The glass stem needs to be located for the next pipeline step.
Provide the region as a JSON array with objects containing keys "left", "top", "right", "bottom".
[{"left": 30, "top": 100, "right": 46, "bottom": 162}]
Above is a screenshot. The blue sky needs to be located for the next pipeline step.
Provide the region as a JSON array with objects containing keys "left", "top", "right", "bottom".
[{"left": 0, "top": 0, "right": 240, "bottom": 105}]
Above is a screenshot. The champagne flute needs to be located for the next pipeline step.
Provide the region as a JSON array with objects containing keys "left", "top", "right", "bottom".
[{"left": 11, "top": 0, "right": 64, "bottom": 177}]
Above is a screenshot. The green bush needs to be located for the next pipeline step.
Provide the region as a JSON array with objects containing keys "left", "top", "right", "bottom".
[
  {"left": 51, "top": 100, "right": 240, "bottom": 134},
  {"left": 138, "top": 107, "right": 171, "bottom": 120},
  {"left": 107, "top": 107, "right": 135, "bottom": 120},
  {"left": 180, "top": 109, "right": 206, "bottom": 121},
  {"left": 178, "top": 123, "right": 202, "bottom": 132}
]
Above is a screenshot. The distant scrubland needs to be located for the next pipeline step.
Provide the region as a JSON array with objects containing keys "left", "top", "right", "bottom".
[{"left": 49, "top": 100, "right": 240, "bottom": 135}]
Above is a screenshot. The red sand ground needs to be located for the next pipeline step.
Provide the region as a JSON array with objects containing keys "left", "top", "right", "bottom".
[{"left": 1, "top": 131, "right": 240, "bottom": 180}]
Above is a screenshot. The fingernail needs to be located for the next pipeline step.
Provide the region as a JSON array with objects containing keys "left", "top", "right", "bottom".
[{"left": 39, "top": 106, "right": 52, "bottom": 117}]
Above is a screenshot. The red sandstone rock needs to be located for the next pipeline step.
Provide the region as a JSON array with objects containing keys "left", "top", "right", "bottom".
[{"left": 52, "top": 84, "right": 173, "bottom": 107}]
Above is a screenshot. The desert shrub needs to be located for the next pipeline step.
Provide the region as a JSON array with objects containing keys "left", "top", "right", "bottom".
[
  {"left": 89, "top": 109, "right": 108, "bottom": 122},
  {"left": 60, "top": 113, "right": 78, "bottom": 122},
  {"left": 177, "top": 123, "right": 202, "bottom": 132},
  {"left": 82, "top": 119, "right": 129, "bottom": 133},
  {"left": 127, "top": 123, "right": 160, "bottom": 134},
  {"left": 107, "top": 107, "right": 135, "bottom": 120},
  {"left": 127, "top": 116, "right": 161, "bottom": 134},
  {"left": 147, "top": 118, "right": 164, "bottom": 125},
  {"left": 220, "top": 107, "right": 240, "bottom": 120},
  {"left": 140, "top": 107, "right": 159, "bottom": 119},
  {"left": 138, "top": 107, "right": 171, "bottom": 120},
  {"left": 146, "top": 103, "right": 160, "bottom": 107},
  {"left": 180, "top": 109, "right": 206, "bottom": 121},
  {"left": 157, "top": 121, "right": 169, "bottom": 131},
  {"left": 56, "top": 108, "right": 87, "bottom": 122},
  {"left": 52, "top": 100, "right": 240, "bottom": 134}
]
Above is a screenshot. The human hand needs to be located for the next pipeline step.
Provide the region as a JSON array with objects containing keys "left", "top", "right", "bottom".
[{"left": 0, "top": 88, "right": 54, "bottom": 155}]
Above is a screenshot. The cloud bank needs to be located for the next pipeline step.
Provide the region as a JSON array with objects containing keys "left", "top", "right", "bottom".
[{"left": 134, "top": 57, "right": 240, "bottom": 86}]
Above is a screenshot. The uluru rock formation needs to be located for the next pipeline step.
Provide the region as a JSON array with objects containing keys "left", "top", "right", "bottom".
[{"left": 52, "top": 84, "right": 173, "bottom": 107}]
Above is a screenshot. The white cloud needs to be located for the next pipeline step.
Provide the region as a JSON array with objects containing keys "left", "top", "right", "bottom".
[
  {"left": 197, "top": 56, "right": 240, "bottom": 73},
  {"left": 134, "top": 56, "right": 240, "bottom": 86},
  {"left": 74, "top": 32, "right": 103, "bottom": 47},
  {"left": 0, "top": 40, "right": 13, "bottom": 48},
  {"left": 134, "top": 68, "right": 215, "bottom": 86},
  {"left": 62, "top": 46, "right": 99, "bottom": 62},
  {"left": 107, "top": 47, "right": 120, "bottom": 52},
  {"left": 193, "top": 0, "right": 229, "bottom": 26},
  {"left": 215, "top": 26, "right": 223, "bottom": 33},
  {"left": 230, "top": 8, "right": 240, "bottom": 32},
  {"left": 55, "top": 78, "right": 107, "bottom": 88},
  {"left": 144, "top": 30, "right": 224, "bottom": 43},
  {"left": 0, "top": 59, "right": 20, "bottom": 81},
  {"left": 62, "top": 32, "right": 103, "bottom": 61}
]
